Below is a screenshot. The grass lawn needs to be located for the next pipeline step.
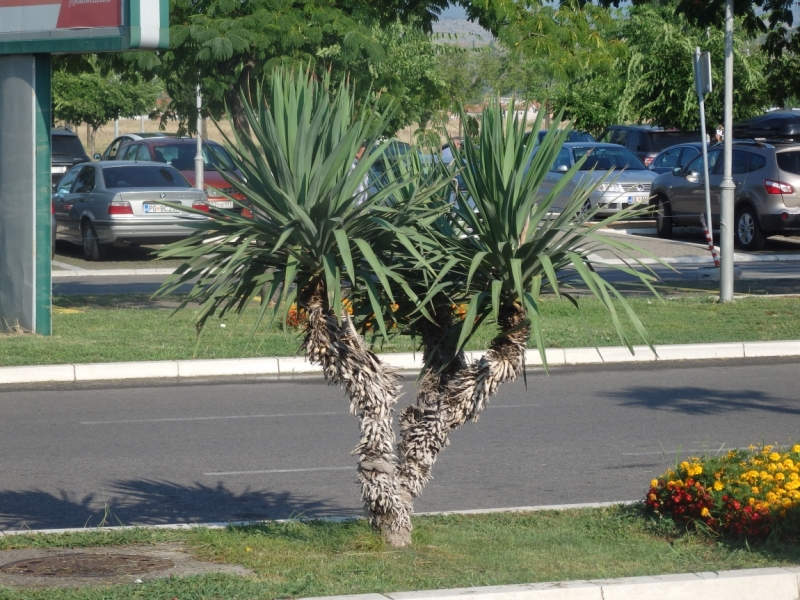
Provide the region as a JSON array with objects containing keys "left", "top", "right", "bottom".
[
  {"left": 0, "top": 507, "right": 798, "bottom": 598},
  {"left": 1, "top": 293, "right": 800, "bottom": 366}
]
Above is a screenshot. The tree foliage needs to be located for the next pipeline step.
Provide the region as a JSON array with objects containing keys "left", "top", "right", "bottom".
[{"left": 52, "top": 58, "right": 160, "bottom": 153}]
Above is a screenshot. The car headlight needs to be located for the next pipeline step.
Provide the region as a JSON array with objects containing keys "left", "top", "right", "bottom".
[{"left": 596, "top": 183, "right": 624, "bottom": 193}]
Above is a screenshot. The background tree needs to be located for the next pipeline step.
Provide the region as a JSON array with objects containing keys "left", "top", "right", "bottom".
[
  {"left": 52, "top": 58, "right": 160, "bottom": 154},
  {"left": 617, "top": 5, "right": 769, "bottom": 130}
]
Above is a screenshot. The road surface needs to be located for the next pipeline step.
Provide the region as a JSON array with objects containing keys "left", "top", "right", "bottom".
[{"left": 1, "top": 358, "right": 798, "bottom": 530}]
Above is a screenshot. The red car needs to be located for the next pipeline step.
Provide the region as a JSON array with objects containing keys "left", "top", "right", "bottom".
[{"left": 114, "top": 138, "right": 248, "bottom": 212}]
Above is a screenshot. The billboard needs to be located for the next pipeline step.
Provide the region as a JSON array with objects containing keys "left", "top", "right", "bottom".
[{"left": 0, "top": 0, "right": 167, "bottom": 53}]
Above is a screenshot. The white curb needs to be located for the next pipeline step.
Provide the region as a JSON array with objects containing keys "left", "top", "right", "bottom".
[
  {"left": 300, "top": 568, "right": 800, "bottom": 600},
  {"left": 2, "top": 340, "right": 800, "bottom": 385}
]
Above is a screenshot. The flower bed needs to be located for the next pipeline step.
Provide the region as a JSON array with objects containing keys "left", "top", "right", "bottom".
[{"left": 646, "top": 445, "right": 800, "bottom": 540}]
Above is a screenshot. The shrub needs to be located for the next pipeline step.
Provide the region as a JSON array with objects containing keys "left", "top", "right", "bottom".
[{"left": 645, "top": 444, "right": 800, "bottom": 540}]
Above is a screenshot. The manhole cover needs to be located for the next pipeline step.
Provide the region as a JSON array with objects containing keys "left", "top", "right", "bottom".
[{"left": 0, "top": 554, "right": 174, "bottom": 578}]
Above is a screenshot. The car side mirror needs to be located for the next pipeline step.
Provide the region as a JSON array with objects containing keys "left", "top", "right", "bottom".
[
  {"left": 672, "top": 166, "right": 683, "bottom": 177},
  {"left": 556, "top": 164, "right": 569, "bottom": 173},
  {"left": 93, "top": 153, "right": 101, "bottom": 160}
]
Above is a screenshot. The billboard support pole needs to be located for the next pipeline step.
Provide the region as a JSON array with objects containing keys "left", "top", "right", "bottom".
[{"left": 0, "top": 54, "right": 52, "bottom": 334}]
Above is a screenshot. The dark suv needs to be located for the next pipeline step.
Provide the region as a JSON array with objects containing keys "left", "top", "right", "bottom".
[
  {"left": 599, "top": 125, "right": 702, "bottom": 167},
  {"left": 51, "top": 128, "right": 90, "bottom": 186}
]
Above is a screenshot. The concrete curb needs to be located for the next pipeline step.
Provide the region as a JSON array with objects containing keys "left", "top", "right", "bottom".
[
  {"left": 2, "top": 340, "right": 800, "bottom": 385},
  {"left": 301, "top": 568, "right": 800, "bottom": 600},
  {"left": 0, "top": 502, "right": 636, "bottom": 537}
]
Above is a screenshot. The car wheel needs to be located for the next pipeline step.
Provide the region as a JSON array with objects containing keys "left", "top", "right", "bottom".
[
  {"left": 81, "top": 222, "right": 108, "bottom": 261},
  {"left": 654, "top": 196, "right": 673, "bottom": 239},
  {"left": 734, "top": 205, "right": 766, "bottom": 251}
]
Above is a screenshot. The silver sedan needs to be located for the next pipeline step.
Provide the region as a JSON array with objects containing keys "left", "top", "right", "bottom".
[
  {"left": 53, "top": 161, "right": 210, "bottom": 261},
  {"left": 536, "top": 142, "right": 657, "bottom": 216}
]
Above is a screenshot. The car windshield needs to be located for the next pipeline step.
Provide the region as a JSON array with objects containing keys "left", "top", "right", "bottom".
[
  {"left": 152, "top": 144, "right": 236, "bottom": 171},
  {"left": 102, "top": 165, "right": 191, "bottom": 189},
  {"left": 537, "top": 130, "right": 595, "bottom": 143},
  {"left": 573, "top": 146, "right": 648, "bottom": 170},
  {"left": 649, "top": 132, "right": 702, "bottom": 151},
  {"left": 52, "top": 135, "right": 85, "bottom": 157},
  {"left": 777, "top": 151, "right": 800, "bottom": 175}
]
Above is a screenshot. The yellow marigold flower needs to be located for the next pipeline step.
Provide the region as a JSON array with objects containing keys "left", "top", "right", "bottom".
[
  {"left": 792, "top": 445, "right": 800, "bottom": 454},
  {"left": 713, "top": 481, "right": 724, "bottom": 491},
  {"left": 791, "top": 473, "right": 799, "bottom": 481},
  {"left": 767, "top": 492, "right": 778, "bottom": 503},
  {"left": 776, "top": 472, "right": 786, "bottom": 481},
  {"left": 650, "top": 479, "right": 658, "bottom": 488},
  {"left": 784, "top": 459, "right": 795, "bottom": 469},
  {"left": 679, "top": 461, "right": 690, "bottom": 472},
  {"left": 648, "top": 493, "right": 657, "bottom": 501},
  {"left": 701, "top": 507, "right": 710, "bottom": 517},
  {"left": 770, "top": 452, "right": 782, "bottom": 462},
  {"left": 760, "top": 471, "right": 770, "bottom": 479},
  {"left": 790, "top": 490, "right": 800, "bottom": 500},
  {"left": 783, "top": 498, "right": 793, "bottom": 509},
  {"left": 748, "top": 497, "right": 756, "bottom": 506},
  {"left": 752, "top": 486, "right": 760, "bottom": 494}
]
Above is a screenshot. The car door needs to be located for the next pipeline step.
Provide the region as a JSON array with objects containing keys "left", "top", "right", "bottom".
[
  {"left": 539, "top": 147, "right": 573, "bottom": 211},
  {"left": 67, "top": 165, "right": 97, "bottom": 233},
  {"left": 103, "top": 136, "right": 127, "bottom": 160},
  {"left": 52, "top": 166, "right": 81, "bottom": 241},
  {"left": 671, "top": 149, "right": 722, "bottom": 220}
]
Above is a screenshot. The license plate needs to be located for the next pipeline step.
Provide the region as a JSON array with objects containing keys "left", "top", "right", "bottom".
[
  {"left": 627, "top": 195, "right": 647, "bottom": 205},
  {"left": 144, "top": 204, "right": 180, "bottom": 214},
  {"left": 51, "top": 166, "right": 67, "bottom": 174},
  {"left": 209, "top": 200, "right": 234, "bottom": 209}
]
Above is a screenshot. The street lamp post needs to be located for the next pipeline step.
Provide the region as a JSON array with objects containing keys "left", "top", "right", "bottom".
[{"left": 719, "top": 0, "right": 735, "bottom": 302}]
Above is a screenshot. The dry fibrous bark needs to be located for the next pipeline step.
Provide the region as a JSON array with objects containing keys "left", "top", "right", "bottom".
[
  {"left": 301, "top": 285, "right": 412, "bottom": 546},
  {"left": 397, "top": 303, "right": 529, "bottom": 503}
]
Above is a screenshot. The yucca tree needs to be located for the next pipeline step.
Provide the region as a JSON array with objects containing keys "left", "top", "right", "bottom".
[
  {"left": 374, "top": 103, "right": 663, "bottom": 512},
  {"left": 157, "top": 68, "right": 442, "bottom": 546}
]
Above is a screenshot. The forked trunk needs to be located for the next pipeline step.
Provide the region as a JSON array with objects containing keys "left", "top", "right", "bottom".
[
  {"left": 397, "top": 303, "right": 529, "bottom": 504},
  {"left": 302, "top": 285, "right": 412, "bottom": 547}
]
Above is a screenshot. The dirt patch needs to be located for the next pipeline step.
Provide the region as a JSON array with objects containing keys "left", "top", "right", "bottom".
[{"left": 0, "top": 542, "right": 251, "bottom": 588}]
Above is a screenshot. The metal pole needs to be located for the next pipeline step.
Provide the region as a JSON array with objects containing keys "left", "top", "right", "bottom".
[
  {"left": 194, "top": 82, "right": 204, "bottom": 191},
  {"left": 719, "top": 0, "right": 735, "bottom": 301},
  {"left": 114, "top": 117, "right": 118, "bottom": 138},
  {"left": 695, "top": 47, "right": 714, "bottom": 251}
]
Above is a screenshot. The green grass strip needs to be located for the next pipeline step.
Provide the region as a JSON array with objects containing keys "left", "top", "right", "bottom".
[{"left": 2, "top": 294, "right": 800, "bottom": 367}]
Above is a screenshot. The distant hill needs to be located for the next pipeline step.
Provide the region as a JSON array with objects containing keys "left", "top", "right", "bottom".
[{"left": 431, "top": 18, "right": 494, "bottom": 47}]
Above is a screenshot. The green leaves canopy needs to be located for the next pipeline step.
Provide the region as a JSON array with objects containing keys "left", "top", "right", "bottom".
[{"left": 158, "top": 68, "right": 434, "bottom": 340}]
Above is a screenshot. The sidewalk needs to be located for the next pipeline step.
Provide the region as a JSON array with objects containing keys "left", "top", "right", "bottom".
[{"left": 303, "top": 567, "right": 800, "bottom": 600}]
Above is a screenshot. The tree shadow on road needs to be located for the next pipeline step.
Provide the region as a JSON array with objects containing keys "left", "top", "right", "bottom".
[
  {"left": 0, "top": 480, "right": 353, "bottom": 532},
  {"left": 602, "top": 385, "right": 800, "bottom": 416}
]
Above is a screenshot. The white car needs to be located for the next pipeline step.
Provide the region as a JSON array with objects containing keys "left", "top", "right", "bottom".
[{"left": 535, "top": 142, "right": 658, "bottom": 216}]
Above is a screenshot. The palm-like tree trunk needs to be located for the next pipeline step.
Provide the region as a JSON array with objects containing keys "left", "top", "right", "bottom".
[
  {"left": 397, "top": 303, "right": 529, "bottom": 505},
  {"left": 302, "top": 284, "right": 412, "bottom": 547}
]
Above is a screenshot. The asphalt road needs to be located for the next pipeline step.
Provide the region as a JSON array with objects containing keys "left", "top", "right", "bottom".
[{"left": 2, "top": 358, "right": 799, "bottom": 531}]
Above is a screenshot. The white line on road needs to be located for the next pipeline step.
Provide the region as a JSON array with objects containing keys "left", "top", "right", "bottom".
[
  {"left": 204, "top": 466, "right": 355, "bottom": 476},
  {"left": 622, "top": 446, "right": 749, "bottom": 456},
  {"left": 80, "top": 411, "right": 343, "bottom": 425},
  {"left": 81, "top": 405, "right": 544, "bottom": 425}
]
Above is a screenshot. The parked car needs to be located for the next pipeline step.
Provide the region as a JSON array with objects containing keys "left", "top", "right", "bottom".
[
  {"left": 534, "top": 142, "right": 658, "bottom": 217},
  {"left": 650, "top": 139, "right": 800, "bottom": 250},
  {"left": 648, "top": 142, "right": 710, "bottom": 174},
  {"left": 96, "top": 132, "right": 180, "bottom": 161},
  {"left": 51, "top": 128, "right": 90, "bottom": 187},
  {"left": 114, "top": 138, "right": 246, "bottom": 209},
  {"left": 599, "top": 125, "right": 702, "bottom": 167},
  {"left": 52, "top": 162, "right": 209, "bottom": 260}
]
